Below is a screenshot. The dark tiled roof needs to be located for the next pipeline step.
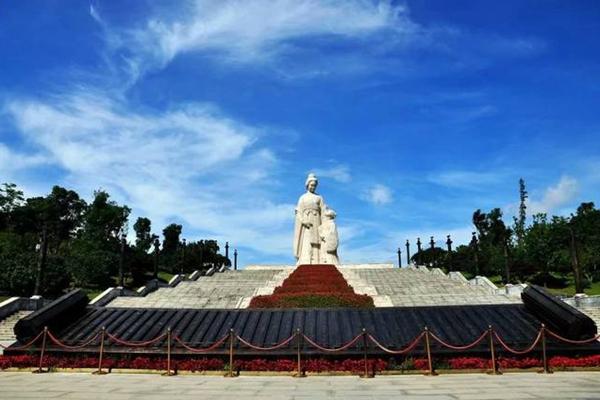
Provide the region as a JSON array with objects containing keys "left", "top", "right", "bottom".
[{"left": 9, "top": 304, "right": 599, "bottom": 356}]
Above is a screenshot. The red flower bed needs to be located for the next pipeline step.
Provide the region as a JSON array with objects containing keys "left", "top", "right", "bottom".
[
  {"left": 250, "top": 293, "right": 374, "bottom": 308},
  {"left": 2, "top": 354, "right": 599, "bottom": 372},
  {"left": 549, "top": 355, "right": 600, "bottom": 368},
  {"left": 249, "top": 264, "right": 374, "bottom": 308},
  {"left": 408, "top": 355, "right": 600, "bottom": 370},
  {"left": 447, "top": 357, "right": 489, "bottom": 369}
]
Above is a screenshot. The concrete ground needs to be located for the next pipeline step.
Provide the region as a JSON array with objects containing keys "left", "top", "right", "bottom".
[{"left": 0, "top": 371, "right": 599, "bottom": 400}]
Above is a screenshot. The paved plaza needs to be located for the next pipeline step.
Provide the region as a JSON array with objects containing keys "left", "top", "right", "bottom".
[{"left": 0, "top": 371, "right": 599, "bottom": 400}]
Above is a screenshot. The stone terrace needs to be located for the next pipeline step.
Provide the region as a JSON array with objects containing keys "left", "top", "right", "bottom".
[
  {"left": 339, "top": 265, "right": 521, "bottom": 307},
  {"left": 108, "top": 268, "right": 292, "bottom": 309},
  {"left": 106, "top": 264, "right": 520, "bottom": 309}
]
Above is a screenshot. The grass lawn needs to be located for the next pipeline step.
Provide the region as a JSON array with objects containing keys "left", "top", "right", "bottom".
[
  {"left": 81, "top": 288, "right": 104, "bottom": 301},
  {"left": 0, "top": 296, "right": 10, "bottom": 303},
  {"left": 546, "top": 281, "right": 600, "bottom": 297},
  {"left": 487, "top": 275, "right": 504, "bottom": 285},
  {"left": 157, "top": 270, "right": 174, "bottom": 283},
  {"left": 459, "top": 270, "right": 600, "bottom": 297}
]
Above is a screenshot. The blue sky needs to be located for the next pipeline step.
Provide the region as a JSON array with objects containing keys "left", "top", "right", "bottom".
[{"left": 1, "top": 1, "right": 599, "bottom": 266}]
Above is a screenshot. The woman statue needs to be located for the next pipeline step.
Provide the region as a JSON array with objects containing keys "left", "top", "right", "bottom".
[{"left": 293, "top": 173, "right": 325, "bottom": 265}]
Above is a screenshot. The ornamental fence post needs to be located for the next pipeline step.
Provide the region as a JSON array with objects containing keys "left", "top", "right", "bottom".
[
  {"left": 225, "top": 329, "right": 236, "bottom": 378},
  {"left": 423, "top": 327, "right": 437, "bottom": 376},
  {"left": 539, "top": 324, "right": 552, "bottom": 374},
  {"left": 163, "top": 327, "right": 175, "bottom": 376},
  {"left": 93, "top": 327, "right": 108, "bottom": 375},
  {"left": 293, "top": 329, "right": 305, "bottom": 378},
  {"left": 487, "top": 326, "right": 500, "bottom": 375},
  {"left": 359, "top": 328, "right": 373, "bottom": 378},
  {"left": 33, "top": 327, "right": 48, "bottom": 374}
]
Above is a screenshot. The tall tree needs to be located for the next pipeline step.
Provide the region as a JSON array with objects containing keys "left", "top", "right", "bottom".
[
  {"left": 473, "top": 208, "right": 513, "bottom": 280},
  {"left": 513, "top": 178, "right": 528, "bottom": 245},
  {"left": 81, "top": 190, "right": 130, "bottom": 243},
  {"left": 68, "top": 190, "right": 130, "bottom": 288},
  {"left": 0, "top": 182, "right": 24, "bottom": 212},
  {"left": 162, "top": 223, "right": 182, "bottom": 255},
  {"left": 133, "top": 217, "right": 153, "bottom": 252},
  {"left": 570, "top": 202, "right": 600, "bottom": 286},
  {"left": 45, "top": 186, "right": 86, "bottom": 251}
]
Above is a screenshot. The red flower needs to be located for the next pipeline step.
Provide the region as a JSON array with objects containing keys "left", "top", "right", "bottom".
[{"left": 249, "top": 264, "right": 374, "bottom": 308}]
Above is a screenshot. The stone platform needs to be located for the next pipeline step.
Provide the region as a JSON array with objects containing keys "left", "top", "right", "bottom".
[
  {"left": 104, "top": 264, "right": 519, "bottom": 309},
  {"left": 108, "top": 269, "right": 292, "bottom": 309}
]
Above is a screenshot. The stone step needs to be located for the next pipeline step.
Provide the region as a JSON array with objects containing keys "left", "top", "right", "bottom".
[
  {"left": 0, "top": 310, "right": 32, "bottom": 353},
  {"left": 108, "top": 268, "right": 292, "bottom": 309}
]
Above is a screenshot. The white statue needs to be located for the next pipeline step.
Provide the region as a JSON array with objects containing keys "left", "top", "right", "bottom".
[
  {"left": 293, "top": 173, "right": 325, "bottom": 264},
  {"left": 319, "top": 208, "right": 340, "bottom": 265}
]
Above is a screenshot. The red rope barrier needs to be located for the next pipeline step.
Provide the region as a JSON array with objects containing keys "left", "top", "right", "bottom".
[
  {"left": 0, "top": 330, "right": 45, "bottom": 350},
  {"left": 302, "top": 333, "right": 363, "bottom": 353},
  {"left": 367, "top": 332, "right": 425, "bottom": 354},
  {"left": 429, "top": 330, "right": 489, "bottom": 351},
  {"left": 545, "top": 329, "right": 600, "bottom": 345},
  {"left": 236, "top": 334, "right": 296, "bottom": 351},
  {"left": 493, "top": 330, "right": 542, "bottom": 355},
  {"left": 106, "top": 332, "right": 167, "bottom": 347},
  {"left": 47, "top": 331, "right": 101, "bottom": 350},
  {"left": 172, "top": 334, "right": 229, "bottom": 353}
]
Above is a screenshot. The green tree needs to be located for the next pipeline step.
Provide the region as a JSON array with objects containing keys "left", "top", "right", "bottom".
[
  {"left": 67, "top": 190, "right": 130, "bottom": 288},
  {"left": 410, "top": 247, "right": 447, "bottom": 269},
  {"left": 162, "top": 223, "right": 182, "bottom": 255},
  {"left": 570, "top": 202, "right": 600, "bottom": 284},
  {"left": 513, "top": 178, "right": 528, "bottom": 246},
  {"left": 160, "top": 223, "right": 182, "bottom": 272},
  {"left": 472, "top": 208, "right": 513, "bottom": 280},
  {"left": 0, "top": 183, "right": 24, "bottom": 230},
  {"left": 44, "top": 186, "right": 86, "bottom": 251},
  {"left": 81, "top": 190, "right": 130, "bottom": 243},
  {"left": 133, "top": 217, "right": 153, "bottom": 252}
]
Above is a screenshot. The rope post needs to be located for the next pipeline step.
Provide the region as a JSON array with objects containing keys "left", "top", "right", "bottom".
[
  {"left": 359, "top": 328, "right": 373, "bottom": 378},
  {"left": 93, "top": 327, "right": 108, "bottom": 375},
  {"left": 293, "top": 329, "right": 306, "bottom": 378},
  {"left": 33, "top": 327, "right": 48, "bottom": 374},
  {"left": 225, "top": 329, "right": 237, "bottom": 378},
  {"left": 162, "top": 327, "right": 175, "bottom": 376},
  {"left": 539, "top": 324, "right": 553, "bottom": 374},
  {"left": 487, "top": 326, "right": 501, "bottom": 375},
  {"left": 423, "top": 327, "right": 437, "bottom": 376}
]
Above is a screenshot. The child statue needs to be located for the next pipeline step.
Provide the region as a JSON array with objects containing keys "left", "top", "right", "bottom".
[{"left": 319, "top": 208, "right": 340, "bottom": 265}]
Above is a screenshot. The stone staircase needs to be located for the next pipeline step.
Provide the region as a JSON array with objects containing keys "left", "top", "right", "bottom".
[
  {"left": 105, "top": 264, "right": 521, "bottom": 310},
  {"left": 108, "top": 268, "right": 292, "bottom": 309},
  {"left": 340, "top": 265, "right": 520, "bottom": 307},
  {"left": 0, "top": 310, "right": 31, "bottom": 353}
]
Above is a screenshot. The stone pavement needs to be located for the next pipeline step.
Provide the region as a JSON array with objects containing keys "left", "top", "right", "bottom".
[{"left": 0, "top": 372, "right": 599, "bottom": 399}]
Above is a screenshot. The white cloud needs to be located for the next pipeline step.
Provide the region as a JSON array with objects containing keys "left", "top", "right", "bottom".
[
  {"left": 312, "top": 164, "right": 351, "bottom": 183},
  {"left": 4, "top": 89, "right": 296, "bottom": 259},
  {"left": 428, "top": 170, "right": 506, "bottom": 189},
  {"left": 0, "top": 143, "right": 50, "bottom": 172},
  {"left": 528, "top": 176, "right": 579, "bottom": 214},
  {"left": 361, "top": 183, "right": 392, "bottom": 205},
  {"left": 339, "top": 223, "right": 473, "bottom": 264},
  {"left": 96, "top": 0, "right": 416, "bottom": 79}
]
